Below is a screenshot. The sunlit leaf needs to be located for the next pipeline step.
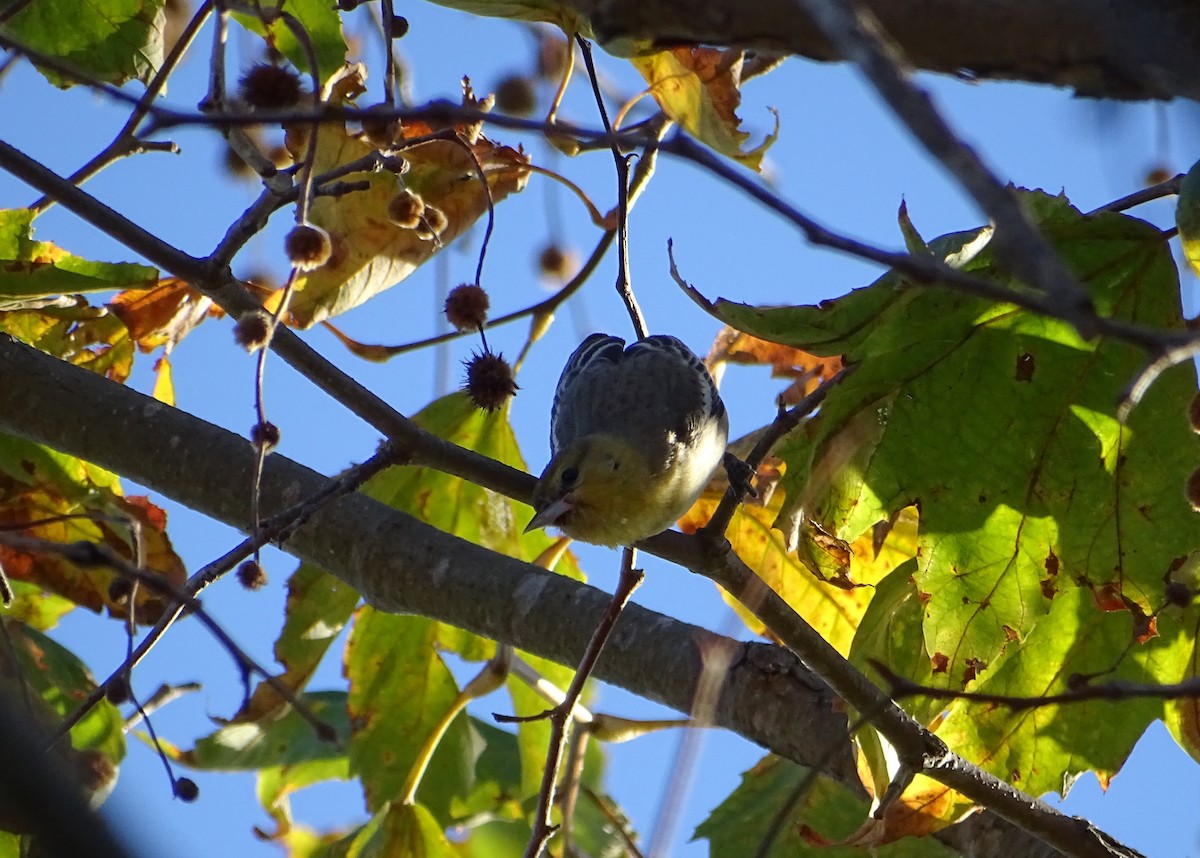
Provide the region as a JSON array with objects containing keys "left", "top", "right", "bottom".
[
  {"left": 680, "top": 486, "right": 914, "bottom": 656},
  {"left": 344, "top": 610, "right": 479, "bottom": 821},
  {"left": 0, "top": 209, "right": 159, "bottom": 298},
  {"left": 697, "top": 189, "right": 1200, "bottom": 801},
  {"left": 0, "top": 579, "right": 75, "bottom": 631},
  {"left": 349, "top": 802, "right": 457, "bottom": 858},
  {"left": 630, "top": 47, "right": 777, "bottom": 170},
  {"left": 0, "top": 0, "right": 165, "bottom": 87},
  {"left": 695, "top": 754, "right": 956, "bottom": 857},
  {"left": 236, "top": 563, "right": 360, "bottom": 723},
  {"left": 0, "top": 435, "right": 186, "bottom": 624},
  {"left": 1177, "top": 156, "right": 1200, "bottom": 279},
  {"left": 107, "top": 277, "right": 215, "bottom": 354}
]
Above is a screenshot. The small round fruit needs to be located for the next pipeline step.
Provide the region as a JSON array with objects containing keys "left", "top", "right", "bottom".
[
  {"left": 284, "top": 224, "right": 332, "bottom": 271},
  {"left": 386, "top": 188, "right": 425, "bottom": 229},
  {"left": 444, "top": 283, "right": 490, "bottom": 330},
  {"left": 463, "top": 351, "right": 518, "bottom": 412}
]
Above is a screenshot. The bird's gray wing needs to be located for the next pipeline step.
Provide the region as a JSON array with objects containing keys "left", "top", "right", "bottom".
[{"left": 550, "top": 333, "right": 625, "bottom": 455}]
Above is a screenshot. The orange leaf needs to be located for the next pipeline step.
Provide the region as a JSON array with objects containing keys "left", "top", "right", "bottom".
[{"left": 108, "top": 277, "right": 216, "bottom": 353}]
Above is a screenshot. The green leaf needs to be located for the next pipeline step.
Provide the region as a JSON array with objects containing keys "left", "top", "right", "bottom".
[
  {"left": 695, "top": 754, "right": 957, "bottom": 857},
  {"left": 180, "top": 691, "right": 350, "bottom": 771},
  {"left": 237, "top": 563, "right": 361, "bottom": 722},
  {"left": 701, "top": 189, "right": 1200, "bottom": 797},
  {"left": 1177, "top": 156, "right": 1200, "bottom": 278},
  {"left": 347, "top": 803, "right": 457, "bottom": 858},
  {"left": 0, "top": 0, "right": 165, "bottom": 87},
  {"left": 1, "top": 580, "right": 75, "bottom": 631},
  {"left": 344, "top": 610, "right": 478, "bottom": 821},
  {"left": 0, "top": 621, "right": 125, "bottom": 763},
  {"left": 0, "top": 209, "right": 159, "bottom": 300},
  {"left": 232, "top": 0, "right": 347, "bottom": 85}
]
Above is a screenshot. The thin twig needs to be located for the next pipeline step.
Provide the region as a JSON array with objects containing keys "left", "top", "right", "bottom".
[
  {"left": 795, "top": 0, "right": 1095, "bottom": 329},
  {"left": 504, "top": 549, "right": 645, "bottom": 858},
  {"left": 576, "top": 35, "right": 648, "bottom": 339},
  {"left": 1086, "top": 173, "right": 1184, "bottom": 215},
  {"left": 47, "top": 446, "right": 398, "bottom": 745},
  {"left": 29, "top": 1, "right": 214, "bottom": 213}
]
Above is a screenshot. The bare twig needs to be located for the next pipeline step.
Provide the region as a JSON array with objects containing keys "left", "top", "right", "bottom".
[
  {"left": 48, "top": 446, "right": 398, "bottom": 745},
  {"left": 577, "top": 35, "right": 648, "bottom": 339},
  {"left": 503, "top": 549, "right": 645, "bottom": 858},
  {"left": 29, "top": 1, "right": 213, "bottom": 213},
  {"left": 795, "top": 0, "right": 1095, "bottom": 329}
]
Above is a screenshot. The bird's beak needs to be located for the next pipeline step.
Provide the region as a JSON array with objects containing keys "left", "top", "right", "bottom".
[{"left": 524, "top": 496, "right": 572, "bottom": 534}]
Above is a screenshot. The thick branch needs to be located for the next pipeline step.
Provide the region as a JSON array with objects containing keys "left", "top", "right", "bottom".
[
  {"left": 0, "top": 335, "right": 1138, "bottom": 858},
  {"left": 569, "top": 0, "right": 1200, "bottom": 102}
]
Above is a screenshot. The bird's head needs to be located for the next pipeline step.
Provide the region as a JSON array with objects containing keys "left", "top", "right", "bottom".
[{"left": 525, "top": 435, "right": 655, "bottom": 547}]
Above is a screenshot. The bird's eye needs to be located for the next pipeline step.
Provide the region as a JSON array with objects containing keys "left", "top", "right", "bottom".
[{"left": 561, "top": 466, "right": 579, "bottom": 486}]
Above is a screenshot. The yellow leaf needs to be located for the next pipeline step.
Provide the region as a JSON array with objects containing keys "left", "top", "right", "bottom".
[
  {"left": 679, "top": 486, "right": 916, "bottom": 655},
  {"left": 630, "top": 47, "right": 777, "bottom": 170}
]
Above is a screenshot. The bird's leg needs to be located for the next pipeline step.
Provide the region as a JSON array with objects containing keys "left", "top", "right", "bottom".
[
  {"left": 723, "top": 451, "right": 758, "bottom": 500},
  {"left": 520, "top": 547, "right": 645, "bottom": 858}
]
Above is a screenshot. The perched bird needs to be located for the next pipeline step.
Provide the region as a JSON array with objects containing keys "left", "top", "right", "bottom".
[{"left": 525, "top": 333, "right": 730, "bottom": 546}]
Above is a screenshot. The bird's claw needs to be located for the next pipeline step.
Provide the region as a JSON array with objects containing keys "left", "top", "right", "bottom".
[{"left": 723, "top": 452, "right": 757, "bottom": 499}]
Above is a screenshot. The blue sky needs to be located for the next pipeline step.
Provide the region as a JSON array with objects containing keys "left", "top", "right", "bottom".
[{"left": 2, "top": 3, "right": 1198, "bottom": 856}]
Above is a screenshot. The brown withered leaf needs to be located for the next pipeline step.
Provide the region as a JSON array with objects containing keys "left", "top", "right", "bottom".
[
  {"left": 0, "top": 436, "right": 186, "bottom": 624},
  {"left": 108, "top": 278, "right": 217, "bottom": 353},
  {"left": 709, "top": 326, "right": 843, "bottom": 405},
  {"left": 630, "top": 47, "right": 777, "bottom": 170},
  {"left": 277, "top": 89, "right": 529, "bottom": 328}
]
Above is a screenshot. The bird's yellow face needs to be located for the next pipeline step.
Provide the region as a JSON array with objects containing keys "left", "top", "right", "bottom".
[{"left": 526, "top": 436, "right": 663, "bottom": 547}]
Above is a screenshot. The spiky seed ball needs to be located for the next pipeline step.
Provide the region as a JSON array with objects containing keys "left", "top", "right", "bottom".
[
  {"left": 239, "top": 63, "right": 302, "bottom": 110},
  {"left": 284, "top": 223, "right": 332, "bottom": 271},
  {"left": 386, "top": 188, "right": 425, "bottom": 228},
  {"left": 76, "top": 750, "right": 117, "bottom": 795},
  {"left": 251, "top": 421, "right": 281, "bottom": 451},
  {"left": 538, "top": 35, "right": 569, "bottom": 80},
  {"left": 237, "top": 560, "right": 268, "bottom": 591},
  {"left": 174, "top": 777, "right": 200, "bottom": 803},
  {"left": 495, "top": 74, "right": 536, "bottom": 116},
  {"left": 1146, "top": 165, "right": 1172, "bottom": 186},
  {"left": 1187, "top": 467, "right": 1200, "bottom": 512},
  {"left": 233, "top": 310, "right": 272, "bottom": 352},
  {"left": 444, "top": 283, "right": 490, "bottom": 330},
  {"left": 463, "top": 351, "right": 518, "bottom": 412},
  {"left": 388, "top": 15, "right": 409, "bottom": 38}
]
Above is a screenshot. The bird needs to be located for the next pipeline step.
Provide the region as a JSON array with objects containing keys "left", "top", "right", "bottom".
[{"left": 525, "top": 333, "right": 730, "bottom": 546}]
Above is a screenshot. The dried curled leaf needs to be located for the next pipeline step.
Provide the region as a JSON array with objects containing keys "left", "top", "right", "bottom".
[{"left": 630, "top": 47, "right": 777, "bottom": 170}]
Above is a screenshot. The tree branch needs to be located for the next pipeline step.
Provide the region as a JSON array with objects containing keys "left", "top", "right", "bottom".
[
  {"left": 0, "top": 334, "right": 1143, "bottom": 858},
  {"left": 563, "top": 0, "right": 1200, "bottom": 102}
]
